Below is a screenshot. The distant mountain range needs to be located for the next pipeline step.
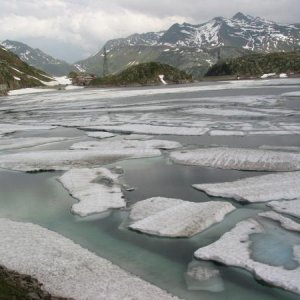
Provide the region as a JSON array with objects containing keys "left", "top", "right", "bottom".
[
  {"left": 0, "top": 45, "right": 53, "bottom": 94},
  {"left": 76, "top": 12, "right": 300, "bottom": 77},
  {"left": 1, "top": 40, "right": 78, "bottom": 76},
  {"left": 2, "top": 13, "right": 300, "bottom": 78}
]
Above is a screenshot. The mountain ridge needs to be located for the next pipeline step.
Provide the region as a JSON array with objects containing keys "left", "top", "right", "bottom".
[
  {"left": 1, "top": 40, "right": 78, "bottom": 76},
  {"left": 76, "top": 12, "right": 300, "bottom": 77},
  {"left": 0, "top": 45, "right": 53, "bottom": 94}
]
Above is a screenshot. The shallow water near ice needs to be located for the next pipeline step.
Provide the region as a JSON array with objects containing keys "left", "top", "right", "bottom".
[
  {"left": 0, "top": 163, "right": 298, "bottom": 300},
  {"left": 1, "top": 80, "right": 300, "bottom": 299}
]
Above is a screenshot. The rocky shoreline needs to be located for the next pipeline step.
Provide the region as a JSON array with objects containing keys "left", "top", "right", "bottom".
[{"left": 0, "top": 265, "right": 71, "bottom": 300}]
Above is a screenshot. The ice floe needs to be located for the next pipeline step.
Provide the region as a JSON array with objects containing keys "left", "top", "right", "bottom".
[
  {"left": 268, "top": 199, "right": 300, "bottom": 219},
  {"left": 86, "top": 132, "right": 116, "bottom": 139},
  {"left": 195, "top": 219, "right": 300, "bottom": 295},
  {"left": 0, "top": 218, "right": 179, "bottom": 300},
  {"left": 0, "top": 137, "right": 66, "bottom": 151},
  {"left": 82, "top": 124, "right": 209, "bottom": 136},
  {"left": 282, "top": 91, "right": 300, "bottom": 97},
  {"left": 259, "top": 145, "right": 300, "bottom": 152},
  {"left": 129, "top": 197, "right": 235, "bottom": 237},
  {"left": 70, "top": 139, "right": 181, "bottom": 151},
  {"left": 193, "top": 172, "right": 300, "bottom": 203},
  {"left": 170, "top": 148, "right": 300, "bottom": 171},
  {"left": 0, "top": 148, "right": 161, "bottom": 172},
  {"left": 183, "top": 107, "right": 267, "bottom": 117},
  {"left": 0, "top": 124, "right": 56, "bottom": 136},
  {"left": 58, "top": 168, "right": 125, "bottom": 216},
  {"left": 259, "top": 211, "right": 300, "bottom": 232},
  {"left": 209, "top": 130, "right": 245, "bottom": 136}
]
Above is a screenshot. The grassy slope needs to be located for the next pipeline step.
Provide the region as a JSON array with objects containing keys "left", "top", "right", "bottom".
[
  {"left": 89, "top": 62, "right": 193, "bottom": 86},
  {"left": 206, "top": 51, "right": 300, "bottom": 77},
  {"left": 0, "top": 47, "right": 52, "bottom": 92}
]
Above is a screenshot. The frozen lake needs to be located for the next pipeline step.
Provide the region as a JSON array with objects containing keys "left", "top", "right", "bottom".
[{"left": 0, "top": 79, "right": 300, "bottom": 299}]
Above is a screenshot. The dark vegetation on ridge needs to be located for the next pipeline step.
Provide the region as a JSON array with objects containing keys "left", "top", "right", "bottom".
[
  {"left": 0, "top": 265, "right": 70, "bottom": 300},
  {"left": 205, "top": 51, "right": 300, "bottom": 77},
  {"left": 89, "top": 62, "right": 193, "bottom": 86},
  {"left": 0, "top": 47, "right": 51, "bottom": 94}
]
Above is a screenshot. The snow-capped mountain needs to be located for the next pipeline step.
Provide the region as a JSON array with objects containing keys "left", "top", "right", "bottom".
[
  {"left": 1, "top": 40, "right": 78, "bottom": 76},
  {"left": 159, "top": 12, "right": 300, "bottom": 51},
  {"left": 76, "top": 12, "right": 300, "bottom": 77}
]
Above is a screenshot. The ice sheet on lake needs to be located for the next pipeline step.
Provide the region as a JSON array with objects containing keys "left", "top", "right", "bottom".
[
  {"left": 268, "top": 199, "right": 300, "bottom": 219},
  {"left": 124, "top": 134, "right": 153, "bottom": 140},
  {"left": 129, "top": 197, "right": 235, "bottom": 237},
  {"left": 259, "top": 145, "right": 300, "bottom": 152},
  {"left": 170, "top": 148, "right": 300, "bottom": 171},
  {"left": 259, "top": 211, "right": 300, "bottom": 232},
  {"left": 8, "top": 88, "right": 55, "bottom": 95},
  {"left": 0, "top": 124, "right": 56, "bottom": 136},
  {"left": 81, "top": 124, "right": 209, "bottom": 136},
  {"left": 0, "top": 218, "right": 179, "bottom": 300},
  {"left": 183, "top": 107, "right": 267, "bottom": 117},
  {"left": 195, "top": 219, "right": 300, "bottom": 295},
  {"left": 0, "top": 137, "right": 66, "bottom": 151},
  {"left": 59, "top": 168, "right": 125, "bottom": 216},
  {"left": 282, "top": 91, "right": 300, "bottom": 97},
  {"left": 209, "top": 130, "right": 245, "bottom": 136},
  {"left": 70, "top": 139, "right": 182, "bottom": 151},
  {"left": 87, "top": 132, "right": 116, "bottom": 139},
  {"left": 193, "top": 172, "right": 300, "bottom": 203},
  {"left": 0, "top": 148, "right": 161, "bottom": 172}
]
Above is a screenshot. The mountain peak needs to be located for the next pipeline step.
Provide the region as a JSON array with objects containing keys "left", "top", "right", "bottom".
[{"left": 232, "top": 12, "right": 252, "bottom": 21}]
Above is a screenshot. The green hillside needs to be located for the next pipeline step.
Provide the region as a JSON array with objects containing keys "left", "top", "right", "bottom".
[
  {"left": 205, "top": 51, "right": 300, "bottom": 77},
  {"left": 89, "top": 62, "right": 193, "bottom": 86},
  {"left": 0, "top": 46, "right": 52, "bottom": 95}
]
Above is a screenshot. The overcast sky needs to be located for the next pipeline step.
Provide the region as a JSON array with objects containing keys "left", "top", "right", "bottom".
[{"left": 0, "top": 0, "right": 299, "bottom": 62}]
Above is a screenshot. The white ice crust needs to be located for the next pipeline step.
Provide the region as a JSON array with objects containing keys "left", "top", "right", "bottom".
[
  {"left": 193, "top": 172, "right": 300, "bottom": 203},
  {"left": 0, "top": 137, "right": 66, "bottom": 151},
  {"left": 195, "top": 219, "right": 300, "bottom": 295},
  {"left": 129, "top": 197, "right": 235, "bottom": 237},
  {"left": 8, "top": 88, "right": 55, "bottom": 95},
  {"left": 0, "top": 148, "right": 161, "bottom": 172},
  {"left": 268, "top": 199, "right": 300, "bottom": 219},
  {"left": 59, "top": 168, "right": 125, "bottom": 216},
  {"left": 82, "top": 124, "right": 209, "bottom": 136},
  {"left": 170, "top": 147, "right": 300, "bottom": 171},
  {"left": 87, "top": 132, "right": 116, "bottom": 139},
  {"left": 70, "top": 139, "right": 182, "bottom": 151},
  {"left": 0, "top": 124, "right": 56, "bottom": 136},
  {"left": 259, "top": 211, "right": 300, "bottom": 232},
  {"left": 0, "top": 218, "right": 179, "bottom": 300}
]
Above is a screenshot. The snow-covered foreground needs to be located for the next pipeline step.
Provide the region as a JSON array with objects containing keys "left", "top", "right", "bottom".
[
  {"left": 195, "top": 219, "right": 300, "bottom": 295},
  {"left": 170, "top": 148, "right": 300, "bottom": 171},
  {"left": 193, "top": 171, "right": 300, "bottom": 203},
  {"left": 129, "top": 197, "right": 235, "bottom": 237},
  {"left": 59, "top": 168, "right": 125, "bottom": 216},
  {"left": 0, "top": 218, "right": 178, "bottom": 300}
]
